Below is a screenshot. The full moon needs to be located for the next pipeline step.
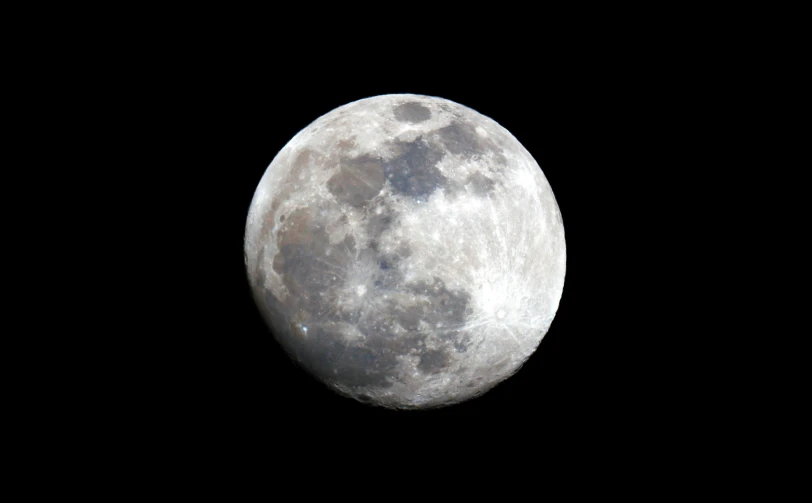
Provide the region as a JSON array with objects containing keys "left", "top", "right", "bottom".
[{"left": 244, "top": 94, "right": 565, "bottom": 409}]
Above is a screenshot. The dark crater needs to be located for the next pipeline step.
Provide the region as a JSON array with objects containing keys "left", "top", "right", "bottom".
[{"left": 393, "top": 101, "right": 432, "bottom": 123}]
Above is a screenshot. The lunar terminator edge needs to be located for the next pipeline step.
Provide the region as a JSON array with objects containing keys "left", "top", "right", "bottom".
[{"left": 244, "top": 94, "right": 566, "bottom": 409}]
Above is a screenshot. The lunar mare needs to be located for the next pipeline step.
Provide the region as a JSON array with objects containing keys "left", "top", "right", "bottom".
[{"left": 244, "top": 94, "right": 565, "bottom": 409}]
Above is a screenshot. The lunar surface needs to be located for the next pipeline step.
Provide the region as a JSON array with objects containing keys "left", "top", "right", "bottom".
[{"left": 244, "top": 94, "right": 565, "bottom": 409}]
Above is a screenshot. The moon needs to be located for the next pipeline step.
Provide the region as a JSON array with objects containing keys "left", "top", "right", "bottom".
[{"left": 244, "top": 94, "right": 565, "bottom": 409}]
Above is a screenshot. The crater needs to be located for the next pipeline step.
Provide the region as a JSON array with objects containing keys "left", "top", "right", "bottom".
[{"left": 393, "top": 102, "right": 432, "bottom": 123}]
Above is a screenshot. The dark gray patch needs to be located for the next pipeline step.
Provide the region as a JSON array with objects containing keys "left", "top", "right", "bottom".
[
  {"left": 436, "top": 121, "right": 507, "bottom": 165},
  {"left": 417, "top": 349, "right": 450, "bottom": 373},
  {"left": 363, "top": 324, "right": 423, "bottom": 356},
  {"left": 356, "top": 247, "right": 377, "bottom": 262},
  {"left": 287, "top": 149, "right": 318, "bottom": 191},
  {"left": 334, "top": 345, "right": 399, "bottom": 387},
  {"left": 327, "top": 154, "right": 385, "bottom": 208},
  {"left": 264, "top": 203, "right": 475, "bottom": 397},
  {"left": 269, "top": 205, "right": 422, "bottom": 391},
  {"left": 273, "top": 208, "right": 354, "bottom": 318},
  {"left": 369, "top": 277, "right": 473, "bottom": 367},
  {"left": 437, "top": 122, "right": 484, "bottom": 158},
  {"left": 409, "top": 277, "right": 471, "bottom": 329},
  {"left": 397, "top": 243, "right": 411, "bottom": 257},
  {"left": 337, "top": 137, "right": 356, "bottom": 152},
  {"left": 435, "top": 177, "right": 473, "bottom": 201},
  {"left": 372, "top": 253, "right": 407, "bottom": 291},
  {"left": 453, "top": 335, "right": 472, "bottom": 353},
  {"left": 394, "top": 102, "right": 432, "bottom": 123},
  {"left": 394, "top": 304, "right": 424, "bottom": 332},
  {"left": 281, "top": 324, "right": 398, "bottom": 389},
  {"left": 465, "top": 172, "right": 496, "bottom": 196},
  {"left": 383, "top": 138, "right": 447, "bottom": 201},
  {"left": 492, "top": 359, "right": 509, "bottom": 373},
  {"left": 365, "top": 202, "right": 396, "bottom": 241}
]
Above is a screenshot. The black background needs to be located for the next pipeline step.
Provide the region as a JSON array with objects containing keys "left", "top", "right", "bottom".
[
  {"left": 131, "top": 39, "right": 696, "bottom": 467},
  {"left": 22, "top": 7, "right": 780, "bottom": 491},
  {"left": 16, "top": 7, "right": 776, "bottom": 491}
]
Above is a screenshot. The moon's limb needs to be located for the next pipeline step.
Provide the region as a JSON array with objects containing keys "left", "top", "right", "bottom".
[{"left": 245, "top": 94, "right": 565, "bottom": 409}]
